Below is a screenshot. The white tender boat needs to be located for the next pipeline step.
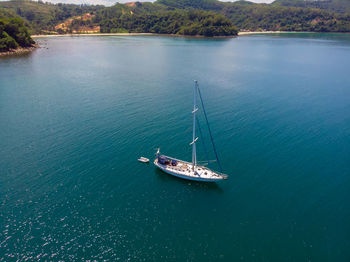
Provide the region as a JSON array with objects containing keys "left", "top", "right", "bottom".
[
  {"left": 138, "top": 157, "right": 149, "bottom": 163},
  {"left": 154, "top": 81, "right": 228, "bottom": 182}
]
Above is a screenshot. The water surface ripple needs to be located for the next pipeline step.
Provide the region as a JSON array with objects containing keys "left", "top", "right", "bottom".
[{"left": 0, "top": 34, "right": 349, "bottom": 261}]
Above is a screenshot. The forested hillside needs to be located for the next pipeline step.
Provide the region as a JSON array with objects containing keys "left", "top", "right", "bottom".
[
  {"left": 222, "top": 2, "right": 350, "bottom": 32},
  {"left": 95, "top": 6, "right": 237, "bottom": 36},
  {"left": 0, "top": 8, "right": 35, "bottom": 52},
  {"left": 272, "top": 0, "right": 350, "bottom": 13},
  {"left": 1, "top": 0, "right": 350, "bottom": 37},
  {"left": 0, "top": 0, "right": 237, "bottom": 36},
  {"left": 156, "top": 0, "right": 350, "bottom": 32},
  {"left": 0, "top": 0, "right": 104, "bottom": 34}
]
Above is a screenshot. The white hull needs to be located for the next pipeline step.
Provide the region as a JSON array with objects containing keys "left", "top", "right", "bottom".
[
  {"left": 154, "top": 157, "right": 227, "bottom": 182},
  {"left": 138, "top": 157, "right": 149, "bottom": 163},
  {"left": 154, "top": 81, "right": 227, "bottom": 183}
]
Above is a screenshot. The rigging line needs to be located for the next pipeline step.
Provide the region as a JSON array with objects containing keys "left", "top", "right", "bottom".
[
  {"left": 197, "top": 84, "right": 223, "bottom": 173},
  {"left": 196, "top": 116, "right": 210, "bottom": 166}
]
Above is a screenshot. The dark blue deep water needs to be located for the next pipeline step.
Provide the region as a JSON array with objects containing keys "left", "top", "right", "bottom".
[{"left": 1, "top": 34, "right": 350, "bottom": 261}]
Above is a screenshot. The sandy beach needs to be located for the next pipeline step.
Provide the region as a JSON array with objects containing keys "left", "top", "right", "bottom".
[
  {"left": 30, "top": 31, "right": 321, "bottom": 39},
  {"left": 238, "top": 31, "right": 318, "bottom": 35},
  {"left": 31, "top": 33, "right": 155, "bottom": 38}
]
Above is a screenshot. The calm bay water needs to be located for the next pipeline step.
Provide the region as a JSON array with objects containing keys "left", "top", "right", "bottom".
[{"left": 1, "top": 34, "right": 350, "bottom": 261}]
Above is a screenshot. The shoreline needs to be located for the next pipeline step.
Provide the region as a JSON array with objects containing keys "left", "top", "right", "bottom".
[
  {"left": 31, "top": 32, "right": 236, "bottom": 39},
  {"left": 0, "top": 45, "right": 38, "bottom": 57},
  {"left": 30, "top": 31, "right": 348, "bottom": 38},
  {"left": 2, "top": 31, "right": 348, "bottom": 56},
  {"left": 30, "top": 32, "right": 302, "bottom": 38},
  {"left": 31, "top": 33, "right": 156, "bottom": 38},
  {"left": 238, "top": 31, "right": 316, "bottom": 35},
  {"left": 31, "top": 31, "right": 300, "bottom": 38},
  {"left": 239, "top": 31, "right": 350, "bottom": 35}
]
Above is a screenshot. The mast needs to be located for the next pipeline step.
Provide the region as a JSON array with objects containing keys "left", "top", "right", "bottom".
[{"left": 191, "top": 80, "right": 198, "bottom": 171}]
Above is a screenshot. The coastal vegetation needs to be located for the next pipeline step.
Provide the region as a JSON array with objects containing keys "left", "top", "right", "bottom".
[
  {"left": 273, "top": 0, "right": 350, "bottom": 13},
  {"left": 1, "top": 0, "right": 350, "bottom": 52},
  {"left": 223, "top": 2, "right": 350, "bottom": 32},
  {"left": 156, "top": 0, "right": 350, "bottom": 32},
  {"left": 97, "top": 9, "right": 238, "bottom": 36},
  {"left": 0, "top": 10, "right": 35, "bottom": 52},
  {"left": 0, "top": 1, "right": 238, "bottom": 36},
  {"left": 0, "top": 0, "right": 104, "bottom": 34},
  {"left": 1, "top": 0, "right": 350, "bottom": 36}
]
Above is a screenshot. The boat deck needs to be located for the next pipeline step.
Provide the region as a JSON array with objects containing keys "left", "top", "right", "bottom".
[{"left": 154, "top": 156, "right": 227, "bottom": 181}]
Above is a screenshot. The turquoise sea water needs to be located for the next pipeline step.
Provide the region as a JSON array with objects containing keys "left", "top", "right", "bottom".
[{"left": 1, "top": 34, "right": 350, "bottom": 261}]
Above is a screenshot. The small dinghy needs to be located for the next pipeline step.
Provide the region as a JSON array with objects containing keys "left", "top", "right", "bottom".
[{"left": 138, "top": 157, "right": 150, "bottom": 163}]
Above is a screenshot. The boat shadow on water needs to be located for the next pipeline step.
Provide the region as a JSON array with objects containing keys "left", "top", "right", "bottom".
[{"left": 154, "top": 168, "right": 224, "bottom": 192}]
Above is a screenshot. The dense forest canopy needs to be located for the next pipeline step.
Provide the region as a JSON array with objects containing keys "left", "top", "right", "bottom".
[
  {"left": 97, "top": 9, "right": 238, "bottom": 36},
  {"left": 0, "top": 1, "right": 238, "bottom": 36},
  {"left": 222, "top": 2, "right": 350, "bottom": 32},
  {"left": 156, "top": 0, "right": 224, "bottom": 11},
  {"left": 74, "top": 0, "right": 350, "bottom": 33},
  {"left": 0, "top": 8, "right": 35, "bottom": 52},
  {"left": 1, "top": 0, "right": 350, "bottom": 47},
  {"left": 0, "top": 0, "right": 104, "bottom": 34},
  {"left": 272, "top": 0, "right": 350, "bottom": 13},
  {"left": 155, "top": 0, "right": 350, "bottom": 32}
]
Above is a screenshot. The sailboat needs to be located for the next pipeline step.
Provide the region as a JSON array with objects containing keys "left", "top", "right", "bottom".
[{"left": 154, "top": 81, "right": 228, "bottom": 182}]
